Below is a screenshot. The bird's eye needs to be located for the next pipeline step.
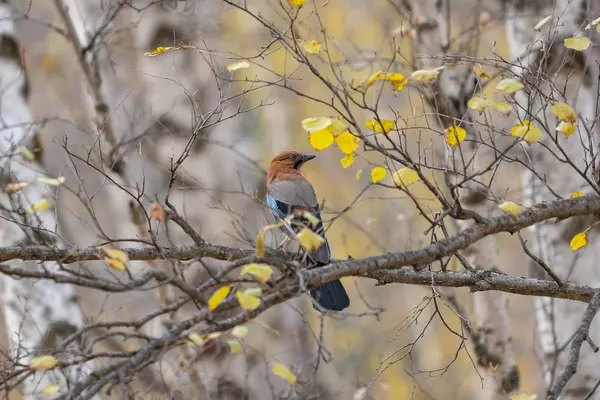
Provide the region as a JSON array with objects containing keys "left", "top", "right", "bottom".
[{"left": 290, "top": 153, "right": 298, "bottom": 161}]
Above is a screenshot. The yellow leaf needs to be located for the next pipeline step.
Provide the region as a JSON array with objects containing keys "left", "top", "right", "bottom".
[
  {"left": 104, "top": 257, "right": 126, "bottom": 272},
  {"left": 571, "top": 192, "right": 584, "bottom": 198},
  {"left": 189, "top": 332, "right": 206, "bottom": 347},
  {"left": 209, "top": 285, "right": 232, "bottom": 311},
  {"left": 335, "top": 131, "right": 360, "bottom": 154},
  {"left": 44, "top": 384, "right": 60, "bottom": 395},
  {"left": 104, "top": 248, "right": 129, "bottom": 263},
  {"left": 240, "top": 263, "right": 273, "bottom": 283},
  {"left": 272, "top": 362, "right": 297, "bottom": 385},
  {"left": 309, "top": 128, "right": 335, "bottom": 151},
  {"left": 226, "top": 61, "right": 251, "bottom": 72},
  {"left": 371, "top": 167, "right": 386, "bottom": 183},
  {"left": 383, "top": 73, "right": 408, "bottom": 91},
  {"left": 231, "top": 325, "right": 249, "bottom": 338},
  {"left": 303, "top": 40, "right": 321, "bottom": 54},
  {"left": 570, "top": 232, "right": 588, "bottom": 252},
  {"left": 144, "top": 46, "right": 177, "bottom": 57},
  {"left": 511, "top": 121, "right": 542, "bottom": 144},
  {"left": 366, "top": 70, "right": 383, "bottom": 87},
  {"left": 29, "top": 355, "right": 58, "bottom": 370},
  {"left": 207, "top": 332, "right": 222, "bottom": 340},
  {"left": 244, "top": 287, "right": 263, "bottom": 297},
  {"left": 6, "top": 182, "right": 29, "bottom": 193},
  {"left": 551, "top": 102, "right": 577, "bottom": 122},
  {"left": 411, "top": 67, "right": 443, "bottom": 84},
  {"left": 340, "top": 154, "right": 354, "bottom": 168},
  {"left": 493, "top": 101, "right": 512, "bottom": 115},
  {"left": 19, "top": 146, "right": 35, "bottom": 162},
  {"left": 302, "top": 117, "right": 332, "bottom": 132},
  {"left": 557, "top": 121, "right": 577, "bottom": 138},
  {"left": 445, "top": 126, "right": 466, "bottom": 149},
  {"left": 297, "top": 227, "right": 325, "bottom": 251},
  {"left": 236, "top": 289, "right": 261, "bottom": 310},
  {"left": 288, "top": 0, "right": 306, "bottom": 6},
  {"left": 467, "top": 97, "right": 490, "bottom": 113},
  {"left": 496, "top": 78, "right": 524, "bottom": 94},
  {"left": 564, "top": 36, "right": 591, "bottom": 51},
  {"left": 329, "top": 119, "right": 347, "bottom": 135},
  {"left": 38, "top": 176, "right": 65, "bottom": 186},
  {"left": 26, "top": 198, "right": 50, "bottom": 214},
  {"left": 365, "top": 119, "right": 394, "bottom": 134},
  {"left": 510, "top": 394, "right": 537, "bottom": 400},
  {"left": 256, "top": 227, "right": 266, "bottom": 257},
  {"left": 473, "top": 64, "right": 489, "bottom": 79},
  {"left": 499, "top": 201, "right": 522, "bottom": 217},
  {"left": 534, "top": 15, "right": 552, "bottom": 31},
  {"left": 356, "top": 169, "right": 363, "bottom": 181},
  {"left": 301, "top": 211, "right": 320, "bottom": 228},
  {"left": 392, "top": 168, "right": 419, "bottom": 187},
  {"left": 227, "top": 339, "right": 242, "bottom": 353}
]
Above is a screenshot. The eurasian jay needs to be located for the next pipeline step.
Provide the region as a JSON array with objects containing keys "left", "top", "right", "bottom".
[{"left": 266, "top": 151, "right": 350, "bottom": 311}]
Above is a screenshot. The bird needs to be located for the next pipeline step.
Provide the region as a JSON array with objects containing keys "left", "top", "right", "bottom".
[{"left": 266, "top": 150, "right": 350, "bottom": 311}]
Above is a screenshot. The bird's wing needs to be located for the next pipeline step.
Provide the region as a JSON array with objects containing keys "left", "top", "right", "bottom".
[{"left": 267, "top": 178, "right": 330, "bottom": 264}]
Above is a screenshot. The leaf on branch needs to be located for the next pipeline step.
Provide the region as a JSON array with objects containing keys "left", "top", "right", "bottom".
[
  {"left": 297, "top": 228, "right": 325, "bottom": 251},
  {"left": 104, "top": 248, "right": 129, "bottom": 263},
  {"left": 209, "top": 285, "right": 232, "bottom": 311},
  {"left": 370, "top": 167, "right": 386, "bottom": 183},
  {"left": 467, "top": 96, "right": 490, "bottom": 113},
  {"left": 44, "top": 384, "right": 60, "bottom": 395},
  {"left": 496, "top": 78, "right": 524, "bottom": 94},
  {"left": 144, "top": 46, "right": 179, "bottom": 57},
  {"left": 227, "top": 339, "right": 243, "bottom": 353},
  {"left": 410, "top": 67, "right": 443, "bottom": 84},
  {"left": 557, "top": 121, "right": 577, "bottom": 138},
  {"left": 231, "top": 325, "right": 249, "bottom": 338},
  {"left": 511, "top": 121, "right": 542, "bottom": 144},
  {"left": 272, "top": 362, "right": 297, "bottom": 385},
  {"left": 6, "top": 182, "right": 29, "bottom": 193},
  {"left": 510, "top": 393, "right": 537, "bottom": 400},
  {"left": 571, "top": 192, "right": 584, "bottom": 198},
  {"left": 38, "top": 176, "right": 65, "bottom": 186},
  {"left": 150, "top": 203, "right": 167, "bottom": 222},
  {"left": 288, "top": 0, "right": 306, "bottom": 6},
  {"left": 18, "top": 146, "right": 35, "bottom": 162},
  {"left": 472, "top": 64, "right": 489, "bottom": 79},
  {"left": 392, "top": 168, "right": 419, "bottom": 188},
  {"left": 551, "top": 102, "right": 577, "bottom": 122},
  {"left": 340, "top": 154, "right": 354, "bottom": 168},
  {"left": 335, "top": 131, "right": 360, "bottom": 155},
  {"left": 104, "top": 258, "right": 126, "bottom": 272},
  {"left": 309, "top": 128, "right": 335, "bottom": 151},
  {"left": 302, "top": 211, "right": 320, "bottom": 228},
  {"left": 240, "top": 263, "right": 273, "bottom": 283},
  {"left": 189, "top": 332, "right": 206, "bottom": 347},
  {"left": 365, "top": 119, "right": 394, "bottom": 134},
  {"left": 383, "top": 72, "right": 408, "bottom": 91},
  {"left": 29, "top": 355, "right": 58, "bottom": 370},
  {"left": 302, "top": 117, "right": 332, "bottom": 132},
  {"left": 445, "top": 126, "right": 466, "bottom": 149},
  {"left": 226, "top": 60, "right": 251, "bottom": 72},
  {"left": 236, "top": 289, "right": 262, "bottom": 310},
  {"left": 302, "top": 40, "right": 321, "bottom": 54},
  {"left": 534, "top": 15, "right": 552, "bottom": 31},
  {"left": 356, "top": 169, "right": 363, "bottom": 181},
  {"left": 26, "top": 198, "right": 50, "bottom": 214},
  {"left": 570, "top": 232, "right": 588, "bottom": 252},
  {"left": 499, "top": 201, "right": 522, "bottom": 218},
  {"left": 584, "top": 16, "right": 600, "bottom": 30},
  {"left": 366, "top": 70, "right": 383, "bottom": 87},
  {"left": 493, "top": 101, "right": 512, "bottom": 115},
  {"left": 564, "top": 37, "right": 591, "bottom": 51}
]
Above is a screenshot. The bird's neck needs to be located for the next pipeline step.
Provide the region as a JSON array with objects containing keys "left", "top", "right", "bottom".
[{"left": 267, "top": 168, "right": 304, "bottom": 184}]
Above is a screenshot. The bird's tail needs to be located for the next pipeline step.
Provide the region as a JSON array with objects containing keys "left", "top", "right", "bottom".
[{"left": 310, "top": 279, "right": 350, "bottom": 311}]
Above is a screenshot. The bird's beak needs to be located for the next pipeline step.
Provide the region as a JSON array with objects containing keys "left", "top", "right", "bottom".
[{"left": 302, "top": 154, "right": 316, "bottom": 162}]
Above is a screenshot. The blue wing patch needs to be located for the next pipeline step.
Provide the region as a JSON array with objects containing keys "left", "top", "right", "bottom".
[{"left": 266, "top": 194, "right": 282, "bottom": 220}]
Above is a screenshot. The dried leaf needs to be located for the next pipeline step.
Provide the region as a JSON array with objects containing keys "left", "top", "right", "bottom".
[
  {"left": 551, "top": 102, "right": 577, "bottom": 122},
  {"left": 411, "top": 67, "right": 443, "bottom": 84},
  {"left": 240, "top": 263, "right": 273, "bottom": 283},
  {"left": 302, "top": 117, "right": 332, "bottom": 132},
  {"left": 365, "top": 119, "right": 394, "bottom": 134},
  {"left": 499, "top": 201, "right": 522, "bottom": 217},
  {"left": 226, "top": 61, "right": 250, "bottom": 72},
  {"left": 38, "top": 176, "right": 65, "bottom": 186},
  {"left": 366, "top": 70, "right": 383, "bottom": 87},
  {"left": 26, "top": 198, "right": 50, "bottom": 214},
  {"left": 104, "top": 257, "right": 126, "bottom": 272},
  {"left": 473, "top": 64, "right": 489, "bottom": 79},
  {"left": 511, "top": 121, "right": 542, "bottom": 144},
  {"left": 383, "top": 72, "right": 408, "bottom": 91},
  {"left": 335, "top": 131, "right": 360, "bottom": 155},
  {"left": 272, "top": 362, "right": 297, "bottom": 385},
  {"left": 104, "top": 248, "right": 129, "bottom": 263},
  {"left": 557, "top": 121, "right": 577, "bottom": 138},
  {"left": 29, "top": 355, "right": 58, "bottom": 370},
  {"left": 571, "top": 192, "right": 584, "bottom": 198},
  {"left": 303, "top": 40, "right": 321, "bottom": 54},
  {"left": 570, "top": 232, "right": 588, "bottom": 252},
  {"left": 19, "top": 146, "right": 35, "bottom": 162},
  {"left": 340, "top": 154, "right": 354, "bottom": 168},
  {"left": 6, "top": 182, "right": 29, "bottom": 193},
  {"left": 496, "top": 78, "right": 524, "bottom": 94},
  {"left": 564, "top": 37, "right": 591, "bottom": 51},
  {"left": 150, "top": 203, "right": 167, "bottom": 222},
  {"left": 445, "top": 126, "right": 466, "bottom": 149},
  {"left": 391, "top": 168, "right": 419, "bottom": 187},
  {"left": 144, "top": 46, "right": 178, "bottom": 57},
  {"left": 209, "top": 285, "right": 232, "bottom": 311},
  {"left": 297, "top": 228, "right": 325, "bottom": 251},
  {"left": 467, "top": 97, "right": 490, "bottom": 113},
  {"left": 370, "top": 167, "right": 386, "bottom": 183},
  {"left": 236, "top": 289, "right": 261, "bottom": 310}
]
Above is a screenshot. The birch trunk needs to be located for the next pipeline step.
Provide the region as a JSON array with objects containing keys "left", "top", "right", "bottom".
[{"left": 0, "top": 1, "right": 96, "bottom": 398}]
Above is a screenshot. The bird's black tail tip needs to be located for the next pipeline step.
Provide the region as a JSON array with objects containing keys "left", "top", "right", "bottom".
[{"left": 310, "top": 279, "right": 350, "bottom": 312}]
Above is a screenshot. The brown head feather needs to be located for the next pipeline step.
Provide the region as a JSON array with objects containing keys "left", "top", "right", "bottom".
[{"left": 267, "top": 151, "right": 316, "bottom": 183}]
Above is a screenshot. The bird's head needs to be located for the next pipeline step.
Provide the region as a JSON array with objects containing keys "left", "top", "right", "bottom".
[{"left": 269, "top": 151, "right": 316, "bottom": 172}]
